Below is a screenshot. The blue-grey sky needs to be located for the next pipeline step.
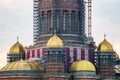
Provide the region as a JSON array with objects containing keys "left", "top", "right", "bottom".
[{"left": 0, "top": 0, "right": 120, "bottom": 68}]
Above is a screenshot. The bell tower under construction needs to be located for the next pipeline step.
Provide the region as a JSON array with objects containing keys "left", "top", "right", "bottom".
[{"left": 33, "top": 0, "right": 86, "bottom": 45}]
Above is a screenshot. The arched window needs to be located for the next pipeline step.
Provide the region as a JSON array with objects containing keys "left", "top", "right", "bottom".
[
  {"left": 71, "top": 11, "right": 76, "bottom": 34},
  {"left": 47, "top": 11, "right": 51, "bottom": 34},
  {"left": 41, "top": 11, "right": 45, "bottom": 34}
]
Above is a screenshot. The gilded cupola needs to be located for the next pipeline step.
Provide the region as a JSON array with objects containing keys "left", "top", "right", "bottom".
[
  {"left": 9, "top": 38, "right": 26, "bottom": 54},
  {"left": 97, "top": 36, "right": 114, "bottom": 52},
  {"left": 115, "top": 53, "right": 119, "bottom": 60},
  {"left": 70, "top": 60, "right": 96, "bottom": 71},
  {"left": 1, "top": 59, "right": 44, "bottom": 71},
  {"left": 46, "top": 34, "right": 64, "bottom": 48}
]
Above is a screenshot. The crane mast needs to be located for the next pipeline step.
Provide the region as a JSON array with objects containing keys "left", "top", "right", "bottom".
[{"left": 87, "top": 0, "right": 92, "bottom": 37}]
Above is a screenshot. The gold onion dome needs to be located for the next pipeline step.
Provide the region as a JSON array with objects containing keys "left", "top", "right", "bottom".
[
  {"left": 70, "top": 60, "right": 96, "bottom": 71},
  {"left": 9, "top": 41, "right": 26, "bottom": 54},
  {"left": 1, "top": 59, "right": 44, "bottom": 71},
  {"left": 46, "top": 34, "right": 64, "bottom": 48},
  {"left": 97, "top": 38, "right": 114, "bottom": 52},
  {"left": 115, "top": 53, "right": 119, "bottom": 60}
]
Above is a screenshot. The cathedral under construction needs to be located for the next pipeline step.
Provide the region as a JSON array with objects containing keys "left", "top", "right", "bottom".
[{"left": 0, "top": 0, "right": 120, "bottom": 80}]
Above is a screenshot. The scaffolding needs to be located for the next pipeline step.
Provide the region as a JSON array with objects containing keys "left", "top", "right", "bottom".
[{"left": 33, "top": 0, "right": 86, "bottom": 45}]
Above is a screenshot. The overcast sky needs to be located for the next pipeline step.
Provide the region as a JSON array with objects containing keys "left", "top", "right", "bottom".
[{"left": 0, "top": 0, "right": 120, "bottom": 68}]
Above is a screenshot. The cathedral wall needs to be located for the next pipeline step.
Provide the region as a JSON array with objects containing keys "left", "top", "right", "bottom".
[
  {"left": 74, "top": 78, "right": 96, "bottom": 80},
  {"left": 0, "top": 78, "right": 42, "bottom": 80},
  {"left": 43, "top": 78, "right": 69, "bottom": 80}
]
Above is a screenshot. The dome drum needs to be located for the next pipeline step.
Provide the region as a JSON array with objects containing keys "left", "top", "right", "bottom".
[
  {"left": 95, "top": 52, "right": 115, "bottom": 55},
  {"left": 7, "top": 54, "right": 25, "bottom": 63},
  {"left": 72, "top": 71, "right": 98, "bottom": 79},
  {"left": 45, "top": 48, "right": 65, "bottom": 52},
  {"left": 72, "top": 71, "right": 96, "bottom": 76},
  {"left": 40, "top": 1, "right": 82, "bottom": 11},
  {"left": 7, "top": 53, "right": 25, "bottom": 56},
  {"left": 0, "top": 70, "right": 43, "bottom": 78}
]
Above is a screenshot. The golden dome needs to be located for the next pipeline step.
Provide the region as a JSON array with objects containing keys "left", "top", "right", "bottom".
[
  {"left": 9, "top": 41, "right": 26, "bottom": 54},
  {"left": 115, "top": 53, "right": 119, "bottom": 60},
  {"left": 70, "top": 60, "right": 96, "bottom": 71},
  {"left": 46, "top": 34, "right": 64, "bottom": 48},
  {"left": 97, "top": 39, "right": 114, "bottom": 52},
  {"left": 1, "top": 59, "right": 44, "bottom": 71}
]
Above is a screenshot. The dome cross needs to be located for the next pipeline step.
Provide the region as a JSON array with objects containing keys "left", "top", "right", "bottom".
[
  {"left": 104, "top": 34, "right": 106, "bottom": 39},
  {"left": 17, "top": 36, "right": 19, "bottom": 42}
]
